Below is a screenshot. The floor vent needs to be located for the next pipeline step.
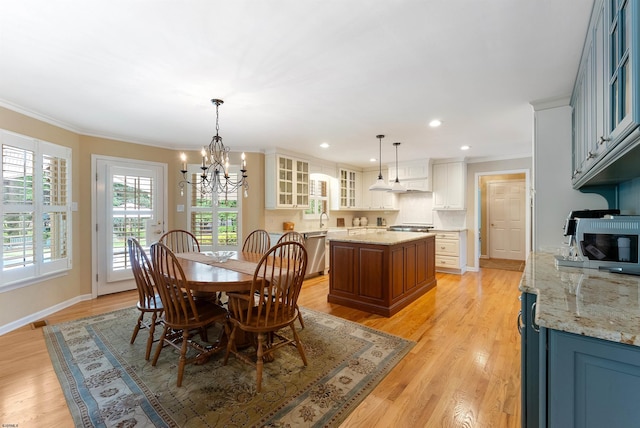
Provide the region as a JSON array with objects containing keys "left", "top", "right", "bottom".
[{"left": 31, "top": 320, "right": 48, "bottom": 329}]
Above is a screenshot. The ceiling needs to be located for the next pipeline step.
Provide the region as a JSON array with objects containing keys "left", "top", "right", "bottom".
[{"left": 0, "top": 1, "right": 594, "bottom": 168}]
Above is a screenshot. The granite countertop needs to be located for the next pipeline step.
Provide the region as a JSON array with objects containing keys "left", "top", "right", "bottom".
[
  {"left": 329, "top": 231, "right": 434, "bottom": 245},
  {"left": 520, "top": 252, "right": 640, "bottom": 346},
  {"left": 432, "top": 228, "right": 467, "bottom": 232}
]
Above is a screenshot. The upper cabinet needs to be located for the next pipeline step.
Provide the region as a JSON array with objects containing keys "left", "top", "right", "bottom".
[
  {"left": 432, "top": 161, "right": 466, "bottom": 210},
  {"left": 361, "top": 169, "right": 397, "bottom": 210},
  {"left": 336, "top": 167, "right": 362, "bottom": 210},
  {"left": 572, "top": 0, "right": 640, "bottom": 188},
  {"left": 388, "top": 159, "right": 432, "bottom": 192},
  {"left": 265, "top": 153, "right": 310, "bottom": 209}
]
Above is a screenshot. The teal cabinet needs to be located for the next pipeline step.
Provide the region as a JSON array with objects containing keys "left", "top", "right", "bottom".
[
  {"left": 572, "top": 0, "right": 640, "bottom": 188},
  {"left": 520, "top": 292, "right": 540, "bottom": 428},
  {"left": 547, "top": 329, "right": 640, "bottom": 427},
  {"left": 522, "top": 294, "right": 640, "bottom": 427},
  {"left": 572, "top": 0, "right": 607, "bottom": 182}
]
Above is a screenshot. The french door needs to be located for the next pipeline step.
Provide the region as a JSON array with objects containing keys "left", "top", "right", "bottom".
[{"left": 93, "top": 156, "right": 166, "bottom": 296}]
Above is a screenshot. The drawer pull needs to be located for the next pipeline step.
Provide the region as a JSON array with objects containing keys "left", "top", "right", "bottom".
[
  {"left": 517, "top": 310, "right": 523, "bottom": 335},
  {"left": 531, "top": 302, "right": 540, "bottom": 333}
]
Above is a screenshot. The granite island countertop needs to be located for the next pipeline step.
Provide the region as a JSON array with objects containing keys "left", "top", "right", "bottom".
[
  {"left": 329, "top": 231, "right": 434, "bottom": 245},
  {"left": 520, "top": 252, "right": 640, "bottom": 346}
]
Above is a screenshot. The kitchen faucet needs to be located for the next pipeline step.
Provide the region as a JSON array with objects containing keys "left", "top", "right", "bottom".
[{"left": 319, "top": 211, "right": 329, "bottom": 229}]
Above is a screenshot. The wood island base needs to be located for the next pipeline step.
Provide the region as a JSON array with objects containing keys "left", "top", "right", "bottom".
[{"left": 328, "top": 233, "right": 436, "bottom": 317}]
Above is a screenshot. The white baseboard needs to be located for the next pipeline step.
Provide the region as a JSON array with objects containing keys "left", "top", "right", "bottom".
[{"left": 0, "top": 293, "right": 93, "bottom": 335}]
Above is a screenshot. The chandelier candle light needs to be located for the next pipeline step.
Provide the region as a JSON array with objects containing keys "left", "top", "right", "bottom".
[{"left": 179, "top": 99, "right": 248, "bottom": 200}]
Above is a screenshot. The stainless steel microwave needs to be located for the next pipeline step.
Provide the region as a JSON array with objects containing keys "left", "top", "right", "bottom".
[{"left": 574, "top": 215, "right": 640, "bottom": 269}]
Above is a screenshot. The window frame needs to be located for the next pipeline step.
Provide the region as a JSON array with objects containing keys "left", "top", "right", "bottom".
[
  {"left": 1, "top": 129, "right": 72, "bottom": 291},
  {"left": 185, "top": 163, "right": 243, "bottom": 251}
]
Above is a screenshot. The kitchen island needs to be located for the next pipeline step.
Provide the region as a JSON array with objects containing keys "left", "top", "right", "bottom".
[
  {"left": 520, "top": 252, "right": 640, "bottom": 427},
  {"left": 328, "top": 231, "right": 436, "bottom": 316}
]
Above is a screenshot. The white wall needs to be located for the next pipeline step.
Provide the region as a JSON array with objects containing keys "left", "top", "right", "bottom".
[{"left": 532, "top": 101, "right": 608, "bottom": 251}]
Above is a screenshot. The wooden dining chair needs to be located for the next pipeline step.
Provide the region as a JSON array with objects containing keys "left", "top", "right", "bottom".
[
  {"left": 159, "top": 229, "right": 200, "bottom": 253},
  {"left": 277, "top": 231, "right": 307, "bottom": 328},
  {"left": 127, "top": 237, "right": 164, "bottom": 361},
  {"left": 242, "top": 229, "right": 271, "bottom": 254},
  {"left": 149, "top": 242, "right": 228, "bottom": 387},
  {"left": 277, "top": 231, "right": 305, "bottom": 245},
  {"left": 224, "top": 241, "right": 308, "bottom": 392}
]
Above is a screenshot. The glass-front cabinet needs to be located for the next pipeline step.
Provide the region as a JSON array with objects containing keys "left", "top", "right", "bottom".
[
  {"left": 265, "top": 153, "right": 310, "bottom": 209},
  {"left": 338, "top": 168, "right": 361, "bottom": 209},
  {"left": 572, "top": 0, "right": 640, "bottom": 187}
]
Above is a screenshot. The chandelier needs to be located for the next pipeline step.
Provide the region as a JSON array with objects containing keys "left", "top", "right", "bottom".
[
  {"left": 369, "top": 134, "right": 392, "bottom": 191},
  {"left": 179, "top": 99, "right": 248, "bottom": 199}
]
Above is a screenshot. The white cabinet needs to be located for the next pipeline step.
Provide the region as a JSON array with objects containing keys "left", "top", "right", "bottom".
[
  {"left": 265, "top": 153, "right": 310, "bottom": 209},
  {"left": 388, "top": 159, "right": 432, "bottom": 191},
  {"left": 432, "top": 161, "right": 466, "bottom": 210},
  {"left": 361, "top": 169, "right": 397, "bottom": 210},
  {"left": 433, "top": 230, "right": 467, "bottom": 274},
  {"left": 337, "top": 168, "right": 362, "bottom": 209}
]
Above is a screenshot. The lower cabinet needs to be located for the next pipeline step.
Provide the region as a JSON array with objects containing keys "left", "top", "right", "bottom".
[
  {"left": 328, "top": 235, "right": 436, "bottom": 316},
  {"left": 520, "top": 292, "right": 540, "bottom": 428},
  {"left": 521, "top": 292, "right": 640, "bottom": 427},
  {"left": 433, "top": 230, "right": 467, "bottom": 274},
  {"left": 547, "top": 329, "right": 640, "bottom": 428}
]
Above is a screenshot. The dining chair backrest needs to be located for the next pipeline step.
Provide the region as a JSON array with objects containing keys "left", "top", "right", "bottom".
[
  {"left": 159, "top": 229, "right": 200, "bottom": 253},
  {"left": 277, "top": 231, "right": 305, "bottom": 245},
  {"left": 127, "top": 237, "right": 159, "bottom": 309},
  {"left": 242, "top": 229, "right": 271, "bottom": 254},
  {"left": 238, "top": 241, "right": 307, "bottom": 327},
  {"left": 150, "top": 242, "right": 200, "bottom": 327}
]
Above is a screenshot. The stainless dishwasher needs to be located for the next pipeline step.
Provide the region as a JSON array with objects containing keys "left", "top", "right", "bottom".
[{"left": 302, "top": 231, "right": 327, "bottom": 277}]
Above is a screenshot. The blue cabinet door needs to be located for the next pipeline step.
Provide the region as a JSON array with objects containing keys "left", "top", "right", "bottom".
[
  {"left": 548, "top": 330, "right": 640, "bottom": 427},
  {"left": 521, "top": 292, "right": 540, "bottom": 428},
  {"left": 607, "top": 0, "right": 640, "bottom": 147}
]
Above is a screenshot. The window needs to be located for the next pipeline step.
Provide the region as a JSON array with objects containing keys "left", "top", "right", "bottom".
[
  {"left": 186, "top": 167, "right": 241, "bottom": 251},
  {"left": 304, "top": 176, "right": 329, "bottom": 219},
  {"left": 1, "top": 130, "right": 72, "bottom": 289}
]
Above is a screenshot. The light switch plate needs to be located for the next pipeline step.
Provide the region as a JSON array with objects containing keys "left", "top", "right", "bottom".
[{"left": 177, "top": 204, "right": 184, "bottom": 212}]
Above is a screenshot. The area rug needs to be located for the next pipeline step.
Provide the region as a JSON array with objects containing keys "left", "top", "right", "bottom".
[{"left": 44, "top": 307, "right": 414, "bottom": 427}]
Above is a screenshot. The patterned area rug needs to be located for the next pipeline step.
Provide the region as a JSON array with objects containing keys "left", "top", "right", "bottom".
[{"left": 44, "top": 307, "right": 414, "bottom": 427}]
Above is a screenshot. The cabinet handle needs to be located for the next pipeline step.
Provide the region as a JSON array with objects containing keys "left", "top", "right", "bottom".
[
  {"left": 598, "top": 136, "right": 609, "bottom": 145},
  {"left": 530, "top": 302, "right": 540, "bottom": 333},
  {"left": 586, "top": 151, "right": 597, "bottom": 160},
  {"left": 572, "top": 169, "right": 582, "bottom": 177},
  {"left": 517, "top": 310, "right": 523, "bottom": 335},
  {"left": 440, "top": 246, "right": 446, "bottom": 249}
]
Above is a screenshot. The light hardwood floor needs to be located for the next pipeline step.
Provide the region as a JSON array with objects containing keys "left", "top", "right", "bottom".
[{"left": 0, "top": 267, "right": 522, "bottom": 427}]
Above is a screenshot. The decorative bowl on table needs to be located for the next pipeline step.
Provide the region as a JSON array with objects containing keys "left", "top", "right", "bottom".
[{"left": 203, "top": 251, "right": 235, "bottom": 263}]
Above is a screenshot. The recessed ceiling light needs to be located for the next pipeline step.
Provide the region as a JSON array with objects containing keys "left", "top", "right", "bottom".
[
  {"left": 429, "top": 119, "right": 442, "bottom": 128},
  {"left": 320, "top": 142, "right": 330, "bottom": 149},
  {"left": 460, "top": 145, "right": 470, "bottom": 151},
  {"left": 370, "top": 157, "right": 377, "bottom": 162}
]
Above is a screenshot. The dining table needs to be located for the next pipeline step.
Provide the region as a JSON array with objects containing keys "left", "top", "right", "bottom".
[
  {"left": 175, "top": 250, "right": 263, "bottom": 293},
  {"left": 175, "top": 250, "right": 265, "bottom": 352}
]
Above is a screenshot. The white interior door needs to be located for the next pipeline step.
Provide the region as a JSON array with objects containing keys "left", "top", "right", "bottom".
[
  {"left": 488, "top": 180, "right": 526, "bottom": 260},
  {"left": 94, "top": 157, "right": 166, "bottom": 296}
]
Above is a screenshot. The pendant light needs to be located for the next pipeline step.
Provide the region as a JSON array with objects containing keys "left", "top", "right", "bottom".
[
  {"left": 389, "top": 142, "right": 406, "bottom": 193},
  {"left": 369, "top": 134, "right": 392, "bottom": 191}
]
